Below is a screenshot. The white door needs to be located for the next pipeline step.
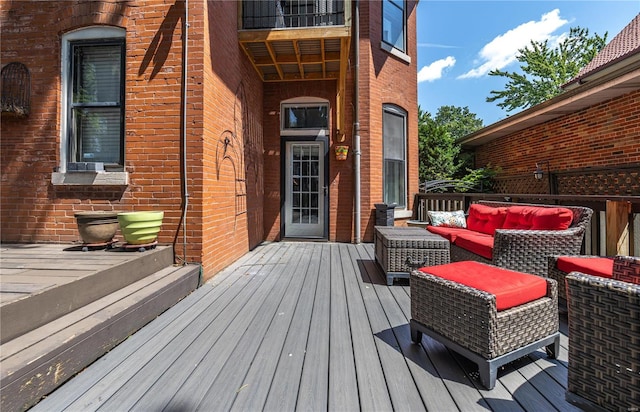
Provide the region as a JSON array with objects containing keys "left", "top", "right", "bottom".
[{"left": 284, "top": 141, "right": 325, "bottom": 238}]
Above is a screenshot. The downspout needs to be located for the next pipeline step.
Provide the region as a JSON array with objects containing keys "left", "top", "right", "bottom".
[
  {"left": 174, "top": 0, "right": 190, "bottom": 265},
  {"left": 353, "top": 0, "right": 361, "bottom": 244}
]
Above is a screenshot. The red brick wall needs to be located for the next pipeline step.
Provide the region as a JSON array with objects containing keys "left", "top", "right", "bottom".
[
  {"left": 358, "top": 0, "right": 419, "bottom": 241},
  {"left": 0, "top": 0, "right": 265, "bottom": 281},
  {"left": 1, "top": 0, "right": 419, "bottom": 276},
  {"left": 200, "top": 0, "right": 264, "bottom": 280},
  {"left": 262, "top": 80, "right": 354, "bottom": 242},
  {"left": 1, "top": 1, "right": 189, "bottom": 246},
  {"left": 475, "top": 90, "right": 640, "bottom": 190}
]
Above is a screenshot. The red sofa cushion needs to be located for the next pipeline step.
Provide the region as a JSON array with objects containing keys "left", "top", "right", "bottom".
[
  {"left": 502, "top": 206, "right": 573, "bottom": 230},
  {"left": 453, "top": 231, "right": 494, "bottom": 260},
  {"left": 466, "top": 204, "right": 508, "bottom": 235},
  {"left": 426, "top": 226, "right": 469, "bottom": 243},
  {"left": 419, "top": 261, "right": 548, "bottom": 311},
  {"left": 557, "top": 256, "right": 613, "bottom": 278}
]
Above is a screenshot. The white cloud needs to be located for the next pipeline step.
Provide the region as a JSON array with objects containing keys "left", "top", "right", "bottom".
[
  {"left": 417, "top": 42, "right": 459, "bottom": 49},
  {"left": 417, "top": 56, "right": 456, "bottom": 83},
  {"left": 459, "top": 9, "right": 568, "bottom": 79}
]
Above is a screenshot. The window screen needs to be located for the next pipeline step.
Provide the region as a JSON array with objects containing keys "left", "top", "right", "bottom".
[
  {"left": 69, "top": 41, "right": 124, "bottom": 164},
  {"left": 383, "top": 105, "right": 407, "bottom": 208}
]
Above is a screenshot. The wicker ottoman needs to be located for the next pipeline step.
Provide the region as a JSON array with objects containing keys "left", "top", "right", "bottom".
[
  {"left": 374, "top": 226, "right": 450, "bottom": 286},
  {"left": 410, "top": 261, "right": 560, "bottom": 389}
]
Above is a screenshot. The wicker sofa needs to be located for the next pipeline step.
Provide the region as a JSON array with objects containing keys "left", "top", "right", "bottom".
[
  {"left": 426, "top": 201, "right": 593, "bottom": 277},
  {"left": 565, "top": 255, "right": 640, "bottom": 411}
]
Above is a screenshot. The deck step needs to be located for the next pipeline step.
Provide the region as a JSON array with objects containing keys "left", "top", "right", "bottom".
[
  {"left": 1, "top": 246, "right": 174, "bottom": 344},
  {"left": 0, "top": 263, "right": 200, "bottom": 412}
]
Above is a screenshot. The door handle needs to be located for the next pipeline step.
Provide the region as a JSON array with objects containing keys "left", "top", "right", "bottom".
[{"left": 323, "top": 186, "right": 328, "bottom": 196}]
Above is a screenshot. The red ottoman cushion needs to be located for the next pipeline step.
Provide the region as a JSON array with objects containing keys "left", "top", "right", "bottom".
[
  {"left": 556, "top": 256, "right": 613, "bottom": 278},
  {"left": 419, "top": 261, "right": 548, "bottom": 311}
]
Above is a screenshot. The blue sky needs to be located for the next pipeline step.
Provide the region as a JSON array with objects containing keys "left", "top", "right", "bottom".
[{"left": 416, "top": 1, "right": 640, "bottom": 126}]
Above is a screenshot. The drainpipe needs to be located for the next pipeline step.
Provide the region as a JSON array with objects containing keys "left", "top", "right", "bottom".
[
  {"left": 353, "top": 0, "right": 361, "bottom": 244},
  {"left": 174, "top": 0, "right": 190, "bottom": 265}
]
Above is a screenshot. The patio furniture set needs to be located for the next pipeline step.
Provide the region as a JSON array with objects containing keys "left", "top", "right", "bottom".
[{"left": 374, "top": 201, "right": 639, "bottom": 409}]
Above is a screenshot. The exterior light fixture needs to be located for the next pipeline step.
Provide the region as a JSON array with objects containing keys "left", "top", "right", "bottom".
[
  {"left": 533, "top": 160, "right": 553, "bottom": 194},
  {"left": 533, "top": 161, "right": 548, "bottom": 180}
]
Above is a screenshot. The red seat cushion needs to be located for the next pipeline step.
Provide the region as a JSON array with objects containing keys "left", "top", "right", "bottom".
[
  {"left": 453, "top": 231, "right": 494, "bottom": 260},
  {"left": 419, "top": 261, "right": 548, "bottom": 311},
  {"left": 426, "top": 226, "right": 469, "bottom": 243},
  {"left": 466, "top": 204, "right": 507, "bottom": 235},
  {"left": 502, "top": 206, "right": 573, "bottom": 230},
  {"left": 556, "top": 256, "right": 613, "bottom": 278}
]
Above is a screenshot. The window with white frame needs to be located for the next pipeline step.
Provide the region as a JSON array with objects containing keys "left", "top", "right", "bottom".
[
  {"left": 280, "top": 98, "right": 329, "bottom": 136},
  {"left": 382, "top": 0, "right": 406, "bottom": 52},
  {"left": 383, "top": 104, "right": 407, "bottom": 209},
  {"left": 61, "top": 27, "right": 125, "bottom": 169}
]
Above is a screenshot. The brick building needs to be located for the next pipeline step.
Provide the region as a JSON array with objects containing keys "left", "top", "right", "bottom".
[
  {"left": 459, "top": 13, "right": 640, "bottom": 196},
  {"left": 1, "top": 1, "right": 419, "bottom": 281}
]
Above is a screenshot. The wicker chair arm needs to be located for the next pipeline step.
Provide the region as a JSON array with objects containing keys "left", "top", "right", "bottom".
[
  {"left": 492, "top": 228, "right": 585, "bottom": 276},
  {"left": 566, "top": 271, "right": 640, "bottom": 296},
  {"left": 613, "top": 255, "right": 640, "bottom": 283},
  {"left": 566, "top": 270, "right": 640, "bottom": 409}
]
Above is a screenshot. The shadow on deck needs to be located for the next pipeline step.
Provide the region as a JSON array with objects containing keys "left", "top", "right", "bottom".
[{"left": 0, "top": 243, "right": 200, "bottom": 411}]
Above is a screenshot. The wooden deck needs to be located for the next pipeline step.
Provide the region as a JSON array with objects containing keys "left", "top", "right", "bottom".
[
  {"left": 31, "top": 242, "right": 578, "bottom": 412},
  {"left": 0, "top": 243, "right": 200, "bottom": 411}
]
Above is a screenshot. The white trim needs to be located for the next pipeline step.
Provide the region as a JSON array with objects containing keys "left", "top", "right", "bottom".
[
  {"left": 382, "top": 104, "right": 408, "bottom": 209},
  {"left": 280, "top": 97, "right": 330, "bottom": 137},
  {"left": 51, "top": 171, "right": 128, "bottom": 186},
  {"left": 56, "top": 27, "right": 126, "bottom": 185},
  {"left": 380, "top": 41, "right": 411, "bottom": 64},
  {"left": 394, "top": 209, "right": 413, "bottom": 219}
]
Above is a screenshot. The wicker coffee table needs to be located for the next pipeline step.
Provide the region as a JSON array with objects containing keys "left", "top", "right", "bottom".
[{"left": 374, "top": 226, "right": 450, "bottom": 285}]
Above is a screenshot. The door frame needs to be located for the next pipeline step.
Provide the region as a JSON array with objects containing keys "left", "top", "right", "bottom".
[{"left": 280, "top": 135, "right": 329, "bottom": 240}]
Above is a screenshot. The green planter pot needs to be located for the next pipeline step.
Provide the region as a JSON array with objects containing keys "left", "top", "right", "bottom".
[{"left": 117, "top": 211, "right": 164, "bottom": 245}]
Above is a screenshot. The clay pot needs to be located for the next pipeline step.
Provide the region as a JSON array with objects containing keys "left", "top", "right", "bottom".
[{"left": 74, "top": 211, "right": 119, "bottom": 244}]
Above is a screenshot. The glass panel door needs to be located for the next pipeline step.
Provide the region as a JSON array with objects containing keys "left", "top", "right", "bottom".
[{"left": 285, "top": 141, "right": 325, "bottom": 238}]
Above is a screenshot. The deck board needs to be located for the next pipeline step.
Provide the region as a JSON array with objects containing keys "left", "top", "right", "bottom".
[{"left": 32, "top": 242, "right": 578, "bottom": 412}]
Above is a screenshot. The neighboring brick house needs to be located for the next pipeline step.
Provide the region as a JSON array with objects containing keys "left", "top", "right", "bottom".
[
  {"left": 459, "top": 13, "right": 640, "bottom": 196},
  {"left": 1, "top": 1, "right": 419, "bottom": 281}
]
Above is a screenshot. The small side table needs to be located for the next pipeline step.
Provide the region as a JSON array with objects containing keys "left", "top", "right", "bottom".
[{"left": 374, "top": 226, "right": 450, "bottom": 285}]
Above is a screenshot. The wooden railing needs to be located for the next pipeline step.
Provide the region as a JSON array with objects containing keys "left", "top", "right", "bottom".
[{"left": 413, "top": 193, "right": 640, "bottom": 257}]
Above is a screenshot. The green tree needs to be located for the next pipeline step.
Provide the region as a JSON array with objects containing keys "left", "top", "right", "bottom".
[
  {"left": 418, "top": 105, "right": 494, "bottom": 191},
  {"left": 487, "top": 27, "right": 607, "bottom": 112},
  {"left": 418, "top": 108, "right": 460, "bottom": 182}
]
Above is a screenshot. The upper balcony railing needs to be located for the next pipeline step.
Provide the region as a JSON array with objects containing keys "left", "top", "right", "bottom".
[{"left": 241, "top": 0, "right": 345, "bottom": 30}]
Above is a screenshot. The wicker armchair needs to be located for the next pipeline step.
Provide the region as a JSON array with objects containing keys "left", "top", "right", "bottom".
[
  {"left": 566, "top": 255, "right": 640, "bottom": 411},
  {"left": 451, "top": 201, "right": 593, "bottom": 277},
  {"left": 548, "top": 254, "right": 612, "bottom": 308}
]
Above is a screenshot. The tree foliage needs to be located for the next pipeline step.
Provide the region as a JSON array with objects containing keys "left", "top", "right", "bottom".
[
  {"left": 418, "top": 105, "right": 496, "bottom": 191},
  {"left": 487, "top": 27, "right": 607, "bottom": 112}
]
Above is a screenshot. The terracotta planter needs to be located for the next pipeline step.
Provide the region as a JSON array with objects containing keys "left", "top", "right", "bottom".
[
  {"left": 74, "top": 211, "right": 119, "bottom": 244},
  {"left": 117, "top": 211, "right": 164, "bottom": 245}
]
